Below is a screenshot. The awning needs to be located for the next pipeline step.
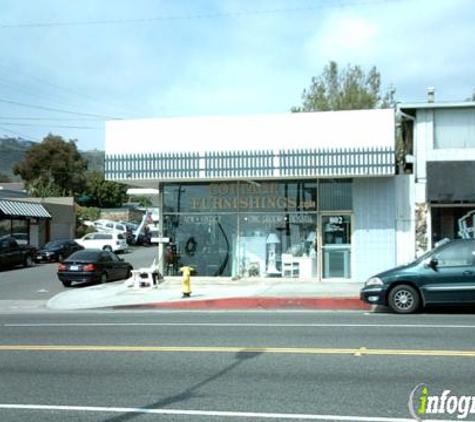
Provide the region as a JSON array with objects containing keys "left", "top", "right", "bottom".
[{"left": 0, "top": 200, "right": 51, "bottom": 218}]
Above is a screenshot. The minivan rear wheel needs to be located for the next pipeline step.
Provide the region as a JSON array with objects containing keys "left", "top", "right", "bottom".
[
  {"left": 388, "top": 284, "right": 420, "bottom": 314},
  {"left": 103, "top": 246, "right": 112, "bottom": 252}
]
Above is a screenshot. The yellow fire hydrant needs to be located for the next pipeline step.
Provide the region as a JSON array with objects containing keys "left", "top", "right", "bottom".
[{"left": 179, "top": 266, "right": 194, "bottom": 298}]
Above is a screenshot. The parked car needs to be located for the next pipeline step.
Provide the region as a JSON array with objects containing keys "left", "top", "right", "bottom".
[
  {"left": 75, "top": 232, "right": 128, "bottom": 253},
  {"left": 57, "top": 249, "right": 133, "bottom": 287},
  {"left": 36, "top": 239, "right": 84, "bottom": 263},
  {"left": 360, "top": 238, "right": 475, "bottom": 314},
  {"left": 11, "top": 232, "right": 29, "bottom": 245},
  {"left": 91, "top": 219, "right": 134, "bottom": 244},
  {"left": 0, "top": 236, "right": 37, "bottom": 270}
]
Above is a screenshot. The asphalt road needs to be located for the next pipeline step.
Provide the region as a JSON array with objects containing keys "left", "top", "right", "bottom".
[
  {"left": 0, "top": 311, "right": 474, "bottom": 421},
  {"left": 0, "top": 245, "right": 159, "bottom": 301}
]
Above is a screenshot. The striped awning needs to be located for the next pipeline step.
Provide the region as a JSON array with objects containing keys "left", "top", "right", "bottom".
[{"left": 0, "top": 200, "right": 51, "bottom": 218}]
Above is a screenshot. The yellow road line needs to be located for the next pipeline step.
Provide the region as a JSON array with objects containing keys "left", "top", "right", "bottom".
[{"left": 0, "top": 345, "right": 474, "bottom": 357}]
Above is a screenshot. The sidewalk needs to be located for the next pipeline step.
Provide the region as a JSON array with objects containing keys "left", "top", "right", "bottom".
[{"left": 47, "top": 277, "right": 370, "bottom": 311}]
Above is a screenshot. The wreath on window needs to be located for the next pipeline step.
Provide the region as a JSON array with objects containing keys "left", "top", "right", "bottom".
[{"left": 185, "top": 237, "right": 197, "bottom": 256}]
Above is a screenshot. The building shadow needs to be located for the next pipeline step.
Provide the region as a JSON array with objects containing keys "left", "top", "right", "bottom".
[{"left": 102, "top": 348, "right": 263, "bottom": 422}]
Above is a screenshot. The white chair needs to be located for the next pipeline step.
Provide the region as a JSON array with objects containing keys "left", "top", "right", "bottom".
[{"left": 125, "top": 258, "right": 161, "bottom": 288}]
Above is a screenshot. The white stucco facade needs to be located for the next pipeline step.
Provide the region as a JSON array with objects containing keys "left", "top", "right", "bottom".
[{"left": 105, "top": 109, "right": 407, "bottom": 282}]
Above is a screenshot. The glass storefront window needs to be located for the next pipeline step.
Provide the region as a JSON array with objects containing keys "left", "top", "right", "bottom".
[
  {"left": 163, "top": 214, "right": 236, "bottom": 277},
  {"left": 11, "top": 219, "right": 29, "bottom": 244},
  {"left": 162, "top": 179, "right": 352, "bottom": 279},
  {"left": 0, "top": 220, "right": 11, "bottom": 238},
  {"left": 432, "top": 207, "right": 475, "bottom": 244},
  {"left": 164, "top": 183, "right": 238, "bottom": 213},
  {"left": 238, "top": 213, "right": 317, "bottom": 278},
  {"left": 319, "top": 179, "right": 352, "bottom": 211},
  {"left": 164, "top": 181, "right": 318, "bottom": 213}
]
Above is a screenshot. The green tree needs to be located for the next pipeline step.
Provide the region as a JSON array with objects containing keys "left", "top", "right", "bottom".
[
  {"left": 13, "top": 133, "right": 88, "bottom": 197},
  {"left": 84, "top": 169, "right": 128, "bottom": 208},
  {"left": 135, "top": 195, "right": 152, "bottom": 207},
  {"left": 292, "top": 61, "right": 396, "bottom": 112}
]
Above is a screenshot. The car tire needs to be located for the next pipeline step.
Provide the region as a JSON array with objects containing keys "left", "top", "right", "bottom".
[
  {"left": 62, "top": 281, "right": 71, "bottom": 288},
  {"left": 388, "top": 284, "right": 420, "bottom": 314},
  {"left": 103, "top": 246, "right": 113, "bottom": 252},
  {"left": 24, "top": 255, "right": 33, "bottom": 267},
  {"left": 101, "top": 272, "right": 108, "bottom": 284},
  {"left": 126, "top": 267, "right": 133, "bottom": 279}
]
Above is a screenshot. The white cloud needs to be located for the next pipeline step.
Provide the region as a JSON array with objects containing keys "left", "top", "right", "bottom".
[{"left": 305, "top": 15, "right": 379, "bottom": 66}]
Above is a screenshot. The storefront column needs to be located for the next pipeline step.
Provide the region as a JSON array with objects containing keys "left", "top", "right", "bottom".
[{"left": 157, "top": 183, "right": 165, "bottom": 276}]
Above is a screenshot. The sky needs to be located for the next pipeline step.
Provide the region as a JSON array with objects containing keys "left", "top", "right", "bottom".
[{"left": 0, "top": 0, "right": 474, "bottom": 152}]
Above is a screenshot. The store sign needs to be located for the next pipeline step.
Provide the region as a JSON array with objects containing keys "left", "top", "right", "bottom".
[
  {"left": 190, "top": 183, "right": 316, "bottom": 211},
  {"left": 183, "top": 216, "right": 221, "bottom": 225},
  {"left": 244, "top": 214, "right": 314, "bottom": 225}
]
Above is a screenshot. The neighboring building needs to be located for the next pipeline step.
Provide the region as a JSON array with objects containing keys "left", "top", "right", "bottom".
[
  {"left": 0, "top": 198, "right": 51, "bottom": 248},
  {"left": 399, "top": 98, "right": 475, "bottom": 254},
  {"left": 105, "top": 109, "right": 409, "bottom": 281},
  {"left": 0, "top": 184, "right": 75, "bottom": 247}
]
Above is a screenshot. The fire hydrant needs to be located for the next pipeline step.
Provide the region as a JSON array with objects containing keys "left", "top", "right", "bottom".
[{"left": 179, "top": 266, "right": 194, "bottom": 298}]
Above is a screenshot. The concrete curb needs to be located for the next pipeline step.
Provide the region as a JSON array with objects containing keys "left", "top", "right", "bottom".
[{"left": 113, "top": 296, "right": 371, "bottom": 311}]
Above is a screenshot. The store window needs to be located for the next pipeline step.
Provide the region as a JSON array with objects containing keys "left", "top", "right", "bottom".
[
  {"left": 163, "top": 180, "right": 351, "bottom": 279},
  {"left": 432, "top": 207, "right": 475, "bottom": 245},
  {"left": 163, "top": 214, "right": 236, "bottom": 277},
  {"left": 237, "top": 213, "right": 317, "bottom": 278},
  {"left": 164, "top": 181, "right": 317, "bottom": 214},
  {"left": 319, "top": 179, "right": 352, "bottom": 211},
  {"left": 0, "top": 220, "right": 10, "bottom": 238},
  {"left": 11, "top": 219, "right": 29, "bottom": 244}
]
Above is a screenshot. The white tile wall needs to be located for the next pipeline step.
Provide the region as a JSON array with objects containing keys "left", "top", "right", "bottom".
[{"left": 353, "top": 178, "right": 396, "bottom": 281}]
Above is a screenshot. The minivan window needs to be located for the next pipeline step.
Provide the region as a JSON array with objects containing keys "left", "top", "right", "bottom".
[
  {"left": 96, "top": 234, "right": 112, "bottom": 240},
  {"left": 434, "top": 241, "right": 475, "bottom": 267}
]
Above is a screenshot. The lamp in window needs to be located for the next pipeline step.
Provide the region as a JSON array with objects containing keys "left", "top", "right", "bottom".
[
  {"left": 266, "top": 233, "right": 281, "bottom": 275},
  {"left": 306, "top": 231, "right": 316, "bottom": 257}
]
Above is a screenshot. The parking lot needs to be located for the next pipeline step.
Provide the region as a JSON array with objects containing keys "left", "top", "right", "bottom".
[{"left": 0, "top": 245, "right": 158, "bottom": 301}]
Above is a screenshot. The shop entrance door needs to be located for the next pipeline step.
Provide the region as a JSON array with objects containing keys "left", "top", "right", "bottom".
[{"left": 321, "top": 215, "right": 351, "bottom": 279}]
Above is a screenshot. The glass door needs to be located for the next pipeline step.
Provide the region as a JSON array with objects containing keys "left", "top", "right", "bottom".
[{"left": 321, "top": 215, "right": 351, "bottom": 279}]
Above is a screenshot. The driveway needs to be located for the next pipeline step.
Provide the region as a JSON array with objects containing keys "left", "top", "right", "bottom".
[{"left": 0, "top": 246, "right": 159, "bottom": 301}]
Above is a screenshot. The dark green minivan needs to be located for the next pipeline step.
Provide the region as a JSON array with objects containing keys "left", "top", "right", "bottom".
[{"left": 360, "top": 239, "right": 475, "bottom": 313}]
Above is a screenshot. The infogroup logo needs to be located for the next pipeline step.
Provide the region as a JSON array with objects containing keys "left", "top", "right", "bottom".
[{"left": 409, "top": 383, "right": 475, "bottom": 421}]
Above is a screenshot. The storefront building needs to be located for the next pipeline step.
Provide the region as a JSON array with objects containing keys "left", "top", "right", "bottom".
[
  {"left": 0, "top": 199, "right": 51, "bottom": 246},
  {"left": 105, "top": 109, "right": 406, "bottom": 281},
  {"left": 399, "top": 99, "right": 475, "bottom": 254}
]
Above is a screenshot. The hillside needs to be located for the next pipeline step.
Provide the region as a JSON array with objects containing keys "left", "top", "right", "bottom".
[{"left": 0, "top": 137, "right": 105, "bottom": 181}]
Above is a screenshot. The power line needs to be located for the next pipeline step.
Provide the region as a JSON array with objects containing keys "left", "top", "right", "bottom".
[
  {"left": 0, "top": 122, "right": 103, "bottom": 130},
  {"left": 0, "top": 125, "right": 37, "bottom": 141},
  {"left": 0, "top": 98, "right": 120, "bottom": 120},
  {"left": 0, "top": 117, "right": 102, "bottom": 121},
  {"left": 0, "top": 1, "right": 405, "bottom": 29},
  {"left": 0, "top": 62, "right": 146, "bottom": 118}
]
